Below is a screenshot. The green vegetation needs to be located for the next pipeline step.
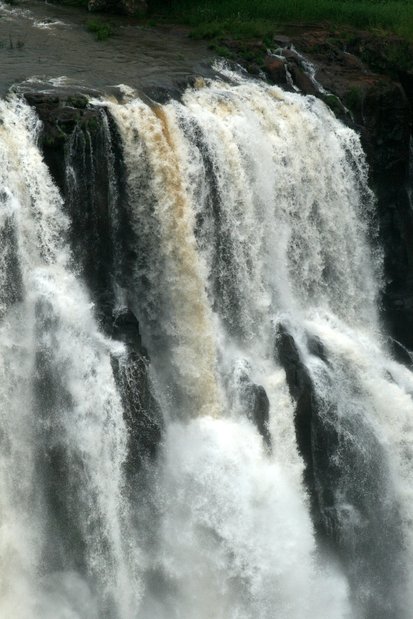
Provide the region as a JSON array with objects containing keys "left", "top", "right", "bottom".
[
  {"left": 322, "top": 93, "right": 345, "bottom": 116},
  {"left": 86, "top": 18, "right": 113, "bottom": 40},
  {"left": 343, "top": 85, "right": 364, "bottom": 112},
  {"left": 66, "top": 95, "right": 88, "bottom": 109},
  {"left": 189, "top": 18, "right": 278, "bottom": 42},
  {"left": 149, "top": 0, "right": 413, "bottom": 41}
]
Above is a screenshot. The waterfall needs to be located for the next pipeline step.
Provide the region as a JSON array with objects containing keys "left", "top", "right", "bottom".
[
  {"left": 0, "top": 64, "right": 413, "bottom": 618},
  {"left": 0, "top": 97, "right": 140, "bottom": 618}
]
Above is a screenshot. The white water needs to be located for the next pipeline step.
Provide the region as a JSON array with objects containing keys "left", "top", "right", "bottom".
[
  {"left": 0, "top": 97, "right": 140, "bottom": 618},
  {"left": 0, "top": 65, "right": 412, "bottom": 618}
]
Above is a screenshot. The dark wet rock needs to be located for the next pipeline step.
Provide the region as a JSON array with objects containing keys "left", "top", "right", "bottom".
[
  {"left": 29, "top": 94, "right": 162, "bottom": 474},
  {"left": 307, "top": 335, "right": 328, "bottom": 363},
  {"left": 111, "top": 308, "right": 146, "bottom": 353},
  {"left": 362, "top": 82, "right": 410, "bottom": 177},
  {"left": 112, "top": 351, "right": 163, "bottom": 469},
  {"left": 288, "top": 63, "right": 318, "bottom": 95},
  {"left": 387, "top": 336, "right": 413, "bottom": 367},
  {"left": 264, "top": 55, "right": 287, "bottom": 85},
  {"left": 273, "top": 34, "right": 291, "bottom": 47},
  {"left": 275, "top": 323, "right": 405, "bottom": 619},
  {"left": 142, "top": 84, "right": 184, "bottom": 105},
  {"left": 34, "top": 299, "right": 87, "bottom": 574},
  {"left": 28, "top": 94, "right": 120, "bottom": 327},
  {"left": 0, "top": 209, "right": 23, "bottom": 317},
  {"left": 233, "top": 370, "right": 271, "bottom": 447},
  {"left": 246, "top": 63, "right": 262, "bottom": 76},
  {"left": 278, "top": 47, "right": 302, "bottom": 63},
  {"left": 352, "top": 79, "right": 413, "bottom": 352},
  {"left": 244, "top": 382, "right": 271, "bottom": 448},
  {"left": 275, "top": 325, "right": 315, "bottom": 481},
  {"left": 25, "top": 93, "right": 100, "bottom": 152}
]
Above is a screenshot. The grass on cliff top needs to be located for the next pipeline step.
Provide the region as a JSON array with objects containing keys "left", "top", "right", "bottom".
[{"left": 150, "top": 0, "right": 413, "bottom": 40}]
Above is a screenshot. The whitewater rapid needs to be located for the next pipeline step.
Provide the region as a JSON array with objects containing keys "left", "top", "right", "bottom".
[{"left": 0, "top": 66, "right": 412, "bottom": 619}]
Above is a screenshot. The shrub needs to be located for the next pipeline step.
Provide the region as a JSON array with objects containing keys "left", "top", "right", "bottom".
[{"left": 86, "top": 18, "right": 113, "bottom": 41}]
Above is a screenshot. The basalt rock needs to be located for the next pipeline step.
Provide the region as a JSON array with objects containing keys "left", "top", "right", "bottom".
[
  {"left": 111, "top": 350, "right": 163, "bottom": 472},
  {"left": 233, "top": 369, "right": 271, "bottom": 448},
  {"left": 264, "top": 56, "right": 287, "bottom": 85},
  {"left": 29, "top": 93, "right": 162, "bottom": 471},
  {"left": 275, "top": 325, "right": 318, "bottom": 499},
  {"left": 244, "top": 382, "right": 271, "bottom": 449},
  {"left": 275, "top": 323, "right": 405, "bottom": 619}
]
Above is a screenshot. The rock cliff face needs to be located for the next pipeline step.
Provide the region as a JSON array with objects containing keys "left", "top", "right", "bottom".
[
  {"left": 275, "top": 323, "right": 404, "bottom": 619},
  {"left": 255, "top": 30, "right": 413, "bottom": 357},
  {"left": 25, "top": 92, "right": 162, "bottom": 470},
  {"left": 212, "top": 31, "right": 413, "bottom": 355}
]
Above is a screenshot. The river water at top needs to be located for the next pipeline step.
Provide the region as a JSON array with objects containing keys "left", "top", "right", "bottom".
[{"left": 0, "top": 0, "right": 212, "bottom": 95}]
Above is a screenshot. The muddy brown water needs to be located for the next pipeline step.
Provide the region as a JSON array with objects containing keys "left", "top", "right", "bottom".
[{"left": 0, "top": 0, "right": 213, "bottom": 97}]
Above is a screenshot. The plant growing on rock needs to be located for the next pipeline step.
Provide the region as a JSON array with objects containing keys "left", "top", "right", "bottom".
[{"left": 86, "top": 18, "right": 113, "bottom": 41}]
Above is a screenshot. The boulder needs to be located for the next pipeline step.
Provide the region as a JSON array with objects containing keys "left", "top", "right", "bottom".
[
  {"left": 264, "top": 55, "right": 287, "bottom": 85},
  {"left": 244, "top": 382, "right": 271, "bottom": 448}
]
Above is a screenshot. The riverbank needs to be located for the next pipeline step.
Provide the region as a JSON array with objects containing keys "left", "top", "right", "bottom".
[
  {"left": 149, "top": 0, "right": 413, "bottom": 40},
  {"left": 50, "top": 0, "right": 413, "bottom": 41}
]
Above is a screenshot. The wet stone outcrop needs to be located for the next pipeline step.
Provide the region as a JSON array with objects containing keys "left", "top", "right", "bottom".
[
  {"left": 275, "top": 323, "right": 405, "bottom": 619},
  {"left": 27, "top": 93, "right": 162, "bottom": 470},
  {"left": 26, "top": 93, "right": 122, "bottom": 329},
  {"left": 239, "top": 376, "right": 271, "bottom": 448}
]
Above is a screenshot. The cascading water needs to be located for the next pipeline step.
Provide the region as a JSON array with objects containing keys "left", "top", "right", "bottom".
[
  {"left": 0, "top": 97, "right": 140, "bottom": 618},
  {"left": 1, "top": 64, "right": 413, "bottom": 619}
]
